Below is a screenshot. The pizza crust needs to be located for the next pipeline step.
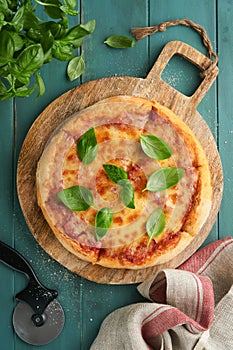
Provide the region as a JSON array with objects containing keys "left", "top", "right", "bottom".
[
  {"left": 36, "top": 95, "right": 212, "bottom": 269},
  {"left": 97, "top": 231, "right": 193, "bottom": 269}
]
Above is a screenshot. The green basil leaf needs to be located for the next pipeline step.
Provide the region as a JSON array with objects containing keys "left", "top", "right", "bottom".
[
  {"left": 79, "top": 20, "right": 96, "bottom": 34},
  {"left": 36, "top": 0, "right": 64, "bottom": 19},
  {"left": 59, "top": 33, "right": 82, "bottom": 47},
  {"left": 16, "top": 75, "right": 30, "bottom": 86},
  {"left": 57, "top": 185, "right": 94, "bottom": 211},
  {"left": 118, "top": 179, "right": 135, "bottom": 209},
  {"left": 0, "top": 57, "right": 9, "bottom": 67},
  {"left": 146, "top": 209, "right": 165, "bottom": 244},
  {"left": 36, "top": 72, "right": 45, "bottom": 97},
  {"left": 103, "top": 164, "right": 128, "bottom": 184},
  {"left": 67, "top": 54, "right": 85, "bottom": 81},
  {"left": 72, "top": 38, "right": 83, "bottom": 49},
  {"left": 11, "top": 5, "right": 24, "bottom": 31},
  {"left": 144, "top": 167, "right": 185, "bottom": 192},
  {"left": 16, "top": 44, "right": 44, "bottom": 75},
  {"left": 8, "top": 0, "right": 18, "bottom": 11},
  {"left": 62, "top": 20, "right": 95, "bottom": 42},
  {"left": 140, "top": 135, "right": 172, "bottom": 160},
  {"left": 0, "top": 0, "right": 8, "bottom": 11},
  {"left": 95, "top": 207, "right": 113, "bottom": 240},
  {"left": 42, "top": 21, "right": 62, "bottom": 39},
  {"left": 40, "top": 31, "right": 54, "bottom": 57},
  {"left": 22, "top": 6, "right": 38, "bottom": 30},
  {"left": 0, "top": 13, "right": 6, "bottom": 31},
  {"left": 27, "top": 26, "right": 43, "bottom": 41},
  {"left": 57, "top": 29, "right": 83, "bottom": 47},
  {"left": 52, "top": 42, "right": 74, "bottom": 60},
  {"left": 0, "top": 79, "right": 8, "bottom": 93},
  {"left": 104, "top": 35, "right": 135, "bottom": 49},
  {"left": 15, "top": 84, "right": 36, "bottom": 97},
  {"left": 0, "top": 64, "right": 9, "bottom": 77},
  {"left": 8, "top": 44, "right": 44, "bottom": 84},
  {"left": 8, "top": 31, "right": 24, "bottom": 51},
  {"left": 77, "top": 127, "right": 98, "bottom": 165},
  {"left": 1, "top": 4, "right": 12, "bottom": 19},
  {"left": 0, "top": 30, "right": 15, "bottom": 61},
  {"left": 60, "top": 5, "right": 79, "bottom": 16},
  {"left": 43, "top": 49, "right": 53, "bottom": 63},
  {"left": 65, "top": 0, "right": 77, "bottom": 9}
]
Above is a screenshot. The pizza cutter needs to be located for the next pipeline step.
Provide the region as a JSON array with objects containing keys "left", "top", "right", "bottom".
[{"left": 0, "top": 240, "right": 65, "bottom": 345}]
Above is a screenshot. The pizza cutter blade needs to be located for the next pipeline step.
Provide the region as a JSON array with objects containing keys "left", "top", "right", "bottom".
[
  {"left": 13, "top": 299, "right": 64, "bottom": 345},
  {"left": 0, "top": 240, "right": 65, "bottom": 345}
]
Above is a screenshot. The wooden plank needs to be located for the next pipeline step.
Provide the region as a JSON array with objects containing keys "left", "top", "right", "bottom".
[
  {"left": 0, "top": 99, "right": 15, "bottom": 349},
  {"left": 217, "top": 0, "right": 233, "bottom": 238},
  {"left": 149, "top": 0, "right": 218, "bottom": 245}
]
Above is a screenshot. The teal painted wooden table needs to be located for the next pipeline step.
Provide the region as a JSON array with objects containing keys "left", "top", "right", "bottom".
[{"left": 0, "top": 1, "right": 232, "bottom": 349}]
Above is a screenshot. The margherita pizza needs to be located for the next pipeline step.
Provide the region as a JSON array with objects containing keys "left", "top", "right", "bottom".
[{"left": 36, "top": 96, "right": 212, "bottom": 269}]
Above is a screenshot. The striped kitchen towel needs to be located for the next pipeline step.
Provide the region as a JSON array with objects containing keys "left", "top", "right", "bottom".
[{"left": 90, "top": 237, "right": 233, "bottom": 350}]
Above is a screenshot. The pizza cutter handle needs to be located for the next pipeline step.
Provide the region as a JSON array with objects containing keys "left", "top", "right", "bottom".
[
  {"left": 0, "top": 240, "right": 57, "bottom": 314},
  {"left": 0, "top": 240, "right": 38, "bottom": 280},
  {"left": 146, "top": 40, "right": 218, "bottom": 111}
]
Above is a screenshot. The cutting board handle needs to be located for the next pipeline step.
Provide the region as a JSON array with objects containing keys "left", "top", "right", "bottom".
[{"left": 145, "top": 41, "right": 218, "bottom": 112}]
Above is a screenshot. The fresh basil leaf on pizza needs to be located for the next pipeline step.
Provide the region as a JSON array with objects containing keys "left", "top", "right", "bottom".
[
  {"left": 95, "top": 207, "right": 113, "bottom": 241},
  {"left": 140, "top": 134, "right": 172, "bottom": 160},
  {"left": 118, "top": 179, "right": 135, "bottom": 209},
  {"left": 146, "top": 209, "right": 166, "bottom": 244}
]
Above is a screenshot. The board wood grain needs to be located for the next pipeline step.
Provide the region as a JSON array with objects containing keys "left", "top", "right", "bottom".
[{"left": 17, "top": 41, "right": 223, "bottom": 284}]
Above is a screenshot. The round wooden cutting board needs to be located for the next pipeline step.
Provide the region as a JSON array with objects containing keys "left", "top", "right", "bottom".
[{"left": 17, "top": 41, "right": 223, "bottom": 284}]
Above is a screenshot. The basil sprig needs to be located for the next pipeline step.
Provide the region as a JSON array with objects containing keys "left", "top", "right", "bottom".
[
  {"left": 140, "top": 135, "right": 172, "bottom": 160},
  {"left": 104, "top": 35, "right": 135, "bottom": 49},
  {"left": 143, "top": 167, "right": 185, "bottom": 192},
  {"left": 0, "top": 0, "right": 95, "bottom": 100},
  {"left": 77, "top": 127, "right": 98, "bottom": 165},
  {"left": 57, "top": 185, "right": 94, "bottom": 211},
  {"left": 103, "top": 164, "right": 135, "bottom": 209},
  {"left": 95, "top": 207, "right": 113, "bottom": 240},
  {"left": 146, "top": 209, "right": 166, "bottom": 245}
]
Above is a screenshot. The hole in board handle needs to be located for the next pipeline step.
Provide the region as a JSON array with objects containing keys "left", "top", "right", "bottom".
[{"left": 161, "top": 54, "right": 203, "bottom": 97}]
